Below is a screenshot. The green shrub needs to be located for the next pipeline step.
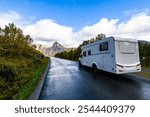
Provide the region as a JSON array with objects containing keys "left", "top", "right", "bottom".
[{"left": 0, "top": 63, "right": 17, "bottom": 81}]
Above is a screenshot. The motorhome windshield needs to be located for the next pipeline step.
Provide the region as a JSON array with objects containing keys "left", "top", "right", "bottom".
[{"left": 119, "top": 41, "right": 136, "bottom": 54}]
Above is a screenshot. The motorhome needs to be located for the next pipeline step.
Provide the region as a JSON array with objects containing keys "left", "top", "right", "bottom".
[{"left": 79, "top": 36, "right": 141, "bottom": 74}]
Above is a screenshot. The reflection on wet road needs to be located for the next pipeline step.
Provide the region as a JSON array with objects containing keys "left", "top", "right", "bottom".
[{"left": 39, "top": 57, "right": 150, "bottom": 100}]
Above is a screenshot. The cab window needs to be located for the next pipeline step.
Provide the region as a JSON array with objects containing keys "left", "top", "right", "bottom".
[{"left": 99, "top": 42, "right": 108, "bottom": 51}]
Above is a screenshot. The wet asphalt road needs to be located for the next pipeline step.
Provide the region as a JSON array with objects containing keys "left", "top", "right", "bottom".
[{"left": 39, "top": 57, "right": 150, "bottom": 100}]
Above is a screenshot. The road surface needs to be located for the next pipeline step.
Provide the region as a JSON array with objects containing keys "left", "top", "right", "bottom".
[{"left": 39, "top": 57, "right": 150, "bottom": 100}]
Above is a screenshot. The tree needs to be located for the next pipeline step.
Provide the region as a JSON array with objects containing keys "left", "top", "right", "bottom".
[
  {"left": 0, "top": 23, "right": 45, "bottom": 61},
  {"left": 95, "top": 33, "right": 106, "bottom": 40},
  {"left": 139, "top": 41, "right": 150, "bottom": 67},
  {"left": 55, "top": 33, "right": 106, "bottom": 61}
]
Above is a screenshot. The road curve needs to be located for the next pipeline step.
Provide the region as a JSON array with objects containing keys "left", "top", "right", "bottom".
[{"left": 39, "top": 57, "right": 150, "bottom": 100}]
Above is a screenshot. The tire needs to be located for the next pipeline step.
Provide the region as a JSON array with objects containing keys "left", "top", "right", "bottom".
[{"left": 92, "top": 64, "right": 97, "bottom": 72}]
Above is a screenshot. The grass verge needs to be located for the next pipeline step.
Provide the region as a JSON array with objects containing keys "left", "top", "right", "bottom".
[
  {"left": 133, "top": 71, "right": 150, "bottom": 79},
  {"left": 133, "top": 67, "right": 150, "bottom": 79},
  {"left": 13, "top": 63, "right": 48, "bottom": 100}
]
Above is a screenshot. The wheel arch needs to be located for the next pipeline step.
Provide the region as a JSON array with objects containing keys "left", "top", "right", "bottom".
[{"left": 92, "top": 62, "right": 98, "bottom": 68}]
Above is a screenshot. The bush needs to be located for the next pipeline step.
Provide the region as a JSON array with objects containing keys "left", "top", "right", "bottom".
[{"left": 0, "top": 62, "right": 17, "bottom": 81}]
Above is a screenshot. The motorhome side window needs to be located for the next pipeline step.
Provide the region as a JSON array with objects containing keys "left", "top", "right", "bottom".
[
  {"left": 88, "top": 50, "right": 91, "bottom": 55},
  {"left": 83, "top": 51, "right": 86, "bottom": 57},
  {"left": 99, "top": 42, "right": 108, "bottom": 51}
]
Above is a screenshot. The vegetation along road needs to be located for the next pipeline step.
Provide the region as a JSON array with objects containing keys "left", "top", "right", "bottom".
[
  {"left": 39, "top": 57, "right": 150, "bottom": 100},
  {"left": 0, "top": 24, "right": 49, "bottom": 99}
]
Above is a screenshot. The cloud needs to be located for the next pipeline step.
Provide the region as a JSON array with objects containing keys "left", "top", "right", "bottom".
[
  {"left": 113, "top": 12, "right": 150, "bottom": 40},
  {"left": 124, "top": 9, "right": 139, "bottom": 16},
  {"left": 23, "top": 19, "right": 78, "bottom": 47},
  {"left": 124, "top": 8, "right": 150, "bottom": 17},
  {"left": 1, "top": 10, "right": 150, "bottom": 47},
  {"left": 77, "top": 11, "right": 150, "bottom": 42},
  {"left": 76, "top": 18, "right": 119, "bottom": 42},
  {"left": 0, "top": 11, "right": 22, "bottom": 28}
]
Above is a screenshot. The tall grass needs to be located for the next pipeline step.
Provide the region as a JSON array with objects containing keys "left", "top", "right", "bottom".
[
  {"left": 0, "top": 57, "right": 49, "bottom": 99},
  {"left": 13, "top": 63, "right": 48, "bottom": 99}
]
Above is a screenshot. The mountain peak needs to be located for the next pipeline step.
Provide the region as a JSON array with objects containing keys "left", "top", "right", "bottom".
[
  {"left": 53, "top": 41, "right": 58, "bottom": 45},
  {"left": 52, "top": 41, "right": 60, "bottom": 47},
  {"left": 36, "top": 42, "right": 75, "bottom": 57},
  {"left": 50, "top": 41, "right": 65, "bottom": 55}
]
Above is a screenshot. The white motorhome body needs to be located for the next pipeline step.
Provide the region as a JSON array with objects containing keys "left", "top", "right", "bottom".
[{"left": 79, "top": 36, "right": 141, "bottom": 74}]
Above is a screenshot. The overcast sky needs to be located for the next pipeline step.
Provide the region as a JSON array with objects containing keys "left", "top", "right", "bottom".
[{"left": 0, "top": 0, "right": 150, "bottom": 47}]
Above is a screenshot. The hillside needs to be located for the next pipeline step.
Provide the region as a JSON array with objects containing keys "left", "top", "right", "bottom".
[{"left": 0, "top": 23, "right": 49, "bottom": 99}]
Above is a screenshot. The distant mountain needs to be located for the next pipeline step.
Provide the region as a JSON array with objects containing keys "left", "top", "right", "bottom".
[
  {"left": 36, "top": 42, "right": 75, "bottom": 57},
  {"left": 45, "top": 42, "right": 65, "bottom": 57}
]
